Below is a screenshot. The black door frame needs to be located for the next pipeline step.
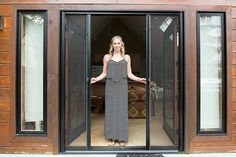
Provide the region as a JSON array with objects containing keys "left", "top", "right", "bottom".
[{"left": 60, "top": 11, "right": 185, "bottom": 153}]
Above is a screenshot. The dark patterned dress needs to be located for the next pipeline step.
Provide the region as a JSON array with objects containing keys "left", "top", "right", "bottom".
[{"left": 105, "top": 59, "right": 128, "bottom": 142}]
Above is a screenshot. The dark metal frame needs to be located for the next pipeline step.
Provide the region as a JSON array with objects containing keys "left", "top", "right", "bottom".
[
  {"left": 196, "top": 12, "right": 227, "bottom": 135},
  {"left": 60, "top": 11, "right": 185, "bottom": 153},
  {"left": 146, "top": 14, "right": 151, "bottom": 150},
  {"left": 16, "top": 10, "right": 48, "bottom": 135},
  {"left": 178, "top": 13, "right": 185, "bottom": 151},
  {"left": 86, "top": 14, "right": 92, "bottom": 150}
]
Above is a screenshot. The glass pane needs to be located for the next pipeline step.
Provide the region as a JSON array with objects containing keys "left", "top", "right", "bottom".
[
  {"left": 199, "top": 14, "right": 223, "bottom": 131},
  {"left": 150, "top": 15, "right": 179, "bottom": 146},
  {"left": 21, "top": 14, "right": 45, "bottom": 132},
  {"left": 65, "top": 15, "right": 87, "bottom": 146}
]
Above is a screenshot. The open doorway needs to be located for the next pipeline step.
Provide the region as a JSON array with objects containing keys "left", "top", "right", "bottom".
[
  {"left": 61, "top": 12, "right": 183, "bottom": 151},
  {"left": 90, "top": 15, "right": 146, "bottom": 147}
]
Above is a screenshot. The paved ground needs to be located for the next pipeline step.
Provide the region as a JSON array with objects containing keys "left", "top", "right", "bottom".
[{"left": 0, "top": 153, "right": 236, "bottom": 157}]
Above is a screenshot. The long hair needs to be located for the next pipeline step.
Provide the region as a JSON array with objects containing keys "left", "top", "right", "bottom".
[{"left": 108, "top": 35, "right": 125, "bottom": 57}]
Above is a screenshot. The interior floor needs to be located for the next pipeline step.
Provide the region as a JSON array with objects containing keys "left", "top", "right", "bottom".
[{"left": 69, "top": 101, "right": 174, "bottom": 147}]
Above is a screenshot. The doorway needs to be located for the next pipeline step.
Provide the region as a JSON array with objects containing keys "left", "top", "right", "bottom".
[{"left": 60, "top": 12, "right": 184, "bottom": 152}]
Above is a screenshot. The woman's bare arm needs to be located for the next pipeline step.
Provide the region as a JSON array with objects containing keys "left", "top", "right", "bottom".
[
  {"left": 91, "top": 54, "right": 109, "bottom": 84},
  {"left": 125, "top": 54, "right": 146, "bottom": 84}
]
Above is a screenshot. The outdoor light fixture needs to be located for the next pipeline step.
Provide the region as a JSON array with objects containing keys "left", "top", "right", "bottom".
[{"left": 0, "top": 15, "right": 4, "bottom": 31}]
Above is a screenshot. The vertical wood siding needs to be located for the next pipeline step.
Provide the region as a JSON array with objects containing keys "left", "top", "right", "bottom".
[
  {"left": 231, "top": 6, "right": 236, "bottom": 151},
  {"left": 0, "top": 4, "right": 13, "bottom": 152}
]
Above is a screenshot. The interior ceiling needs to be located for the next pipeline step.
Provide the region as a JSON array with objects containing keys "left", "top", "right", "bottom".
[{"left": 91, "top": 16, "right": 146, "bottom": 42}]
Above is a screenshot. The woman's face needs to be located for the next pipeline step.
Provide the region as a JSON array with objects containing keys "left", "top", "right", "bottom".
[{"left": 112, "top": 38, "right": 122, "bottom": 51}]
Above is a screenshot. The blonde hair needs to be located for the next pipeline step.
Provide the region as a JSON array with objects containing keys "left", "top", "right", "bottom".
[{"left": 108, "top": 35, "right": 125, "bottom": 57}]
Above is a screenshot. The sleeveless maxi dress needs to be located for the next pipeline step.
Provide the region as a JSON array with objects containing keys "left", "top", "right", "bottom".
[{"left": 105, "top": 59, "right": 128, "bottom": 142}]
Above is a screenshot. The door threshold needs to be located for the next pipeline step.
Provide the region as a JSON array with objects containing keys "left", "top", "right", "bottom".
[{"left": 63, "top": 149, "right": 180, "bottom": 154}]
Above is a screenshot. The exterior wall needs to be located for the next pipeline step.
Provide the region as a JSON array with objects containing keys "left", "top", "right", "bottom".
[
  {"left": 188, "top": 5, "right": 236, "bottom": 153},
  {"left": 0, "top": 0, "right": 236, "bottom": 154},
  {"left": 233, "top": 6, "right": 236, "bottom": 149},
  {"left": 0, "top": 3, "right": 13, "bottom": 153},
  {"left": 0, "top": 2, "right": 59, "bottom": 154}
]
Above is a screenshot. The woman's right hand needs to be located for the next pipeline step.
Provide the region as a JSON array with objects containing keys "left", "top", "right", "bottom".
[{"left": 91, "top": 77, "right": 97, "bottom": 84}]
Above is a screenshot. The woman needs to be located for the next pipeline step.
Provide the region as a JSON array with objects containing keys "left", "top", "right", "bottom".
[{"left": 91, "top": 35, "right": 146, "bottom": 146}]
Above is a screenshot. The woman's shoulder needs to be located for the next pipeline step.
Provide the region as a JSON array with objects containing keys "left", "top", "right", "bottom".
[
  {"left": 104, "top": 54, "right": 110, "bottom": 58},
  {"left": 124, "top": 54, "right": 131, "bottom": 61},
  {"left": 103, "top": 54, "right": 111, "bottom": 62}
]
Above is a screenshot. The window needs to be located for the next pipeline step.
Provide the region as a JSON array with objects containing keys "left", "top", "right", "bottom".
[
  {"left": 17, "top": 11, "right": 47, "bottom": 134},
  {"left": 197, "top": 12, "right": 226, "bottom": 134}
]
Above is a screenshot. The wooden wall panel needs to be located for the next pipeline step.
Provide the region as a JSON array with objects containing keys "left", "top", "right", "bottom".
[
  {"left": 0, "top": 6, "right": 11, "bottom": 16},
  {"left": 192, "top": 139, "right": 235, "bottom": 147},
  {"left": 233, "top": 19, "right": 236, "bottom": 30},
  {"left": 233, "top": 30, "right": 236, "bottom": 42},
  {"left": 0, "top": 53, "right": 11, "bottom": 64},
  {"left": 0, "top": 137, "right": 52, "bottom": 147},
  {"left": 233, "top": 53, "right": 236, "bottom": 64},
  {"left": 232, "top": 65, "right": 236, "bottom": 76},
  {"left": 233, "top": 76, "right": 236, "bottom": 87},
  {"left": 3, "top": 17, "right": 11, "bottom": 29},
  {"left": 0, "top": 124, "right": 10, "bottom": 135},
  {"left": 233, "top": 101, "right": 236, "bottom": 111},
  {"left": 232, "top": 6, "right": 236, "bottom": 154},
  {"left": 0, "top": 135, "right": 10, "bottom": 146},
  {"left": 233, "top": 124, "right": 236, "bottom": 133},
  {"left": 0, "top": 88, "right": 10, "bottom": 99},
  {"left": 231, "top": 10, "right": 236, "bottom": 146},
  {"left": 233, "top": 111, "right": 236, "bottom": 122},
  {"left": 184, "top": 5, "right": 197, "bottom": 153},
  {"left": 0, "top": 142, "right": 53, "bottom": 148},
  {"left": 0, "top": 113, "right": 10, "bottom": 123},
  {"left": 0, "top": 3, "right": 13, "bottom": 154},
  {"left": 0, "top": 76, "right": 10, "bottom": 88},
  {"left": 0, "top": 64, "right": 11, "bottom": 76},
  {"left": 233, "top": 42, "right": 236, "bottom": 52},
  {"left": 0, "top": 0, "right": 10, "bottom": 4},
  {"left": 192, "top": 146, "right": 236, "bottom": 153},
  {"left": 0, "top": 29, "right": 10, "bottom": 40},
  {"left": 0, "top": 40, "right": 11, "bottom": 52},
  {"left": 233, "top": 136, "right": 236, "bottom": 143},
  {"left": 0, "top": 100, "right": 10, "bottom": 112},
  {"left": 233, "top": 7, "right": 236, "bottom": 18},
  {"left": 46, "top": 8, "right": 59, "bottom": 153},
  {"left": 0, "top": 146, "right": 53, "bottom": 154}
]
